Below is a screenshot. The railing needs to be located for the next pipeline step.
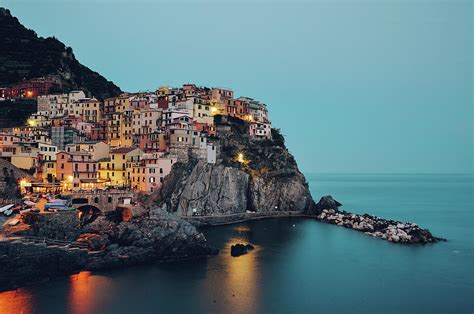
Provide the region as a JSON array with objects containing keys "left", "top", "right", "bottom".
[{"left": 17, "top": 236, "right": 89, "bottom": 249}]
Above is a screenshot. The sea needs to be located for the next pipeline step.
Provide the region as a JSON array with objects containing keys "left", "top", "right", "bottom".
[{"left": 0, "top": 174, "right": 473, "bottom": 314}]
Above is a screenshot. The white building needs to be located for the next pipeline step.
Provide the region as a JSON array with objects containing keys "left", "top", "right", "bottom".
[{"left": 249, "top": 122, "right": 272, "bottom": 140}]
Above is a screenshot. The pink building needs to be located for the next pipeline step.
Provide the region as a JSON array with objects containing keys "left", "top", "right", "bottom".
[
  {"left": 56, "top": 151, "right": 98, "bottom": 190},
  {"left": 128, "top": 155, "right": 176, "bottom": 193}
]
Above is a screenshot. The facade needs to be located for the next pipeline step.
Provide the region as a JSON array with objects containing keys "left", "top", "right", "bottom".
[
  {"left": 4, "top": 83, "right": 274, "bottom": 195},
  {"left": 5, "top": 78, "right": 58, "bottom": 99},
  {"left": 249, "top": 122, "right": 272, "bottom": 140},
  {"left": 128, "top": 155, "right": 176, "bottom": 193}
]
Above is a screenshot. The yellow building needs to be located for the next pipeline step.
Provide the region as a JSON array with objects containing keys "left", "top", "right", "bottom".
[
  {"left": 78, "top": 98, "right": 102, "bottom": 123},
  {"left": 115, "top": 94, "right": 132, "bottom": 113},
  {"left": 120, "top": 110, "right": 134, "bottom": 147},
  {"left": 193, "top": 98, "right": 214, "bottom": 125},
  {"left": 107, "top": 112, "right": 121, "bottom": 147},
  {"left": 42, "top": 160, "right": 56, "bottom": 183},
  {"left": 97, "top": 147, "right": 142, "bottom": 187}
]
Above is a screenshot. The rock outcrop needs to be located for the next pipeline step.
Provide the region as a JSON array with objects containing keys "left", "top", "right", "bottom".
[
  {"left": 150, "top": 115, "right": 315, "bottom": 217},
  {"left": 230, "top": 243, "right": 255, "bottom": 257},
  {"left": 308, "top": 196, "right": 444, "bottom": 244},
  {"left": 0, "top": 207, "right": 214, "bottom": 290},
  {"left": 0, "top": 158, "right": 31, "bottom": 202}
]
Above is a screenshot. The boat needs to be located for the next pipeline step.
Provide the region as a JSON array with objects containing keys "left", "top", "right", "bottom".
[
  {"left": 4, "top": 209, "right": 13, "bottom": 216},
  {"left": 12, "top": 205, "right": 22, "bottom": 214},
  {"left": 57, "top": 207, "right": 75, "bottom": 212},
  {"left": 0, "top": 204, "right": 14, "bottom": 213},
  {"left": 48, "top": 199, "right": 67, "bottom": 204},
  {"left": 24, "top": 200, "right": 35, "bottom": 206},
  {"left": 8, "top": 219, "right": 19, "bottom": 226},
  {"left": 20, "top": 208, "right": 31, "bottom": 214}
]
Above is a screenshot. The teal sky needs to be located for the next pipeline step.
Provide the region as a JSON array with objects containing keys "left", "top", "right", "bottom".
[{"left": 2, "top": 0, "right": 472, "bottom": 174}]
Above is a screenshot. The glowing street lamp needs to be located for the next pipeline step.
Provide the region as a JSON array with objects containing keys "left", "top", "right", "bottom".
[
  {"left": 210, "top": 107, "right": 218, "bottom": 115},
  {"left": 237, "top": 153, "right": 245, "bottom": 164}
]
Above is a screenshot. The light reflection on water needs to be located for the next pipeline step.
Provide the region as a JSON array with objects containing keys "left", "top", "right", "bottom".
[
  {"left": 0, "top": 175, "right": 472, "bottom": 313},
  {"left": 0, "top": 288, "right": 33, "bottom": 314},
  {"left": 68, "top": 271, "right": 113, "bottom": 314}
]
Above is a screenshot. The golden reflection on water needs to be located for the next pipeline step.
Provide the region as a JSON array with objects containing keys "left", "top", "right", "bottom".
[
  {"left": 201, "top": 233, "right": 261, "bottom": 313},
  {"left": 68, "top": 271, "right": 112, "bottom": 314},
  {"left": 0, "top": 288, "right": 33, "bottom": 314}
]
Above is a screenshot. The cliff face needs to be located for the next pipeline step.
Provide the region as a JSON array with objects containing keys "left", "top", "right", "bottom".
[
  {"left": 154, "top": 116, "right": 315, "bottom": 217},
  {"left": 0, "top": 8, "right": 121, "bottom": 99},
  {"left": 0, "top": 158, "right": 30, "bottom": 201}
]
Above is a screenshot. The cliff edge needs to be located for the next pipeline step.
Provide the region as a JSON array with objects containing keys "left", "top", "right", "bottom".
[{"left": 148, "top": 115, "right": 316, "bottom": 217}]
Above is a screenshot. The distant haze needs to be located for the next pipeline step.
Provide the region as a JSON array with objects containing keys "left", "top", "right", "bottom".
[{"left": 3, "top": 0, "right": 472, "bottom": 174}]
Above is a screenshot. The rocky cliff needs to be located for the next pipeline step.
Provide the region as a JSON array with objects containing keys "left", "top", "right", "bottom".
[
  {"left": 0, "top": 158, "right": 31, "bottom": 202},
  {"left": 0, "top": 7, "right": 121, "bottom": 99},
  {"left": 150, "top": 115, "right": 316, "bottom": 217},
  {"left": 0, "top": 207, "right": 213, "bottom": 290}
]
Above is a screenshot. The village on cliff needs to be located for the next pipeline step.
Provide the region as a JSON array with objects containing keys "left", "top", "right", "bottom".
[{"left": 0, "top": 79, "right": 272, "bottom": 200}]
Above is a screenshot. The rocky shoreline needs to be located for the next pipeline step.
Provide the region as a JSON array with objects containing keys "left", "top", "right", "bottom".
[
  {"left": 0, "top": 197, "right": 444, "bottom": 291},
  {"left": 0, "top": 207, "right": 216, "bottom": 291},
  {"left": 308, "top": 196, "right": 445, "bottom": 244},
  {"left": 184, "top": 196, "right": 444, "bottom": 245}
]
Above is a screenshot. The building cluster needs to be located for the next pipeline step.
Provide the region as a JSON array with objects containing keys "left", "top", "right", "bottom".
[{"left": 0, "top": 83, "right": 272, "bottom": 194}]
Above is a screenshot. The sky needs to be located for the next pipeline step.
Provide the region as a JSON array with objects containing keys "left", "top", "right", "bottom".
[{"left": 2, "top": 0, "right": 472, "bottom": 174}]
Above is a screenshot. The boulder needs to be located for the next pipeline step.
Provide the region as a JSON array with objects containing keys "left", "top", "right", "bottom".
[{"left": 230, "top": 243, "right": 254, "bottom": 257}]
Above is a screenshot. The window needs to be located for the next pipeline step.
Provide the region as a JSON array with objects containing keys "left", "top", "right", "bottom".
[{"left": 108, "top": 197, "right": 112, "bottom": 203}]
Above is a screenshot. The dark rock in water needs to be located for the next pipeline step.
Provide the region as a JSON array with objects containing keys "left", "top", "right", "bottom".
[
  {"left": 317, "top": 195, "right": 342, "bottom": 210},
  {"left": 231, "top": 243, "right": 254, "bottom": 257},
  {"left": 305, "top": 195, "right": 342, "bottom": 215}
]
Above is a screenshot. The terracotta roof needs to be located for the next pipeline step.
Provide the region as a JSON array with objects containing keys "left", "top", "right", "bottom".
[{"left": 111, "top": 147, "right": 136, "bottom": 154}]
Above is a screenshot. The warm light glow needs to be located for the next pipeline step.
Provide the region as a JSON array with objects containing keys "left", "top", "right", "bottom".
[
  {"left": 20, "top": 179, "right": 27, "bottom": 187},
  {"left": 26, "top": 91, "right": 33, "bottom": 97},
  {"left": 68, "top": 175, "right": 74, "bottom": 182},
  {"left": 0, "top": 288, "right": 33, "bottom": 314},
  {"left": 68, "top": 271, "right": 113, "bottom": 314},
  {"left": 247, "top": 115, "right": 253, "bottom": 121},
  {"left": 237, "top": 153, "right": 245, "bottom": 164},
  {"left": 27, "top": 119, "right": 37, "bottom": 127},
  {"left": 210, "top": 107, "right": 218, "bottom": 115}
]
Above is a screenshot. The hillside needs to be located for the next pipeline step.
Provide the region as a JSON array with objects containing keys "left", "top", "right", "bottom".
[
  {"left": 0, "top": 7, "right": 121, "bottom": 99},
  {"left": 150, "top": 115, "right": 316, "bottom": 218},
  {"left": 0, "top": 158, "right": 30, "bottom": 201}
]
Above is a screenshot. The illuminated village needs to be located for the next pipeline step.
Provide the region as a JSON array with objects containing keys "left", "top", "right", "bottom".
[{"left": 0, "top": 79, "right": 271, "bottom": 209}]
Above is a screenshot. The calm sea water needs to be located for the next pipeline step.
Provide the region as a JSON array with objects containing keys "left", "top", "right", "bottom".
[{"left": 1, "top": 174, "right": 473, "bottom": 314}]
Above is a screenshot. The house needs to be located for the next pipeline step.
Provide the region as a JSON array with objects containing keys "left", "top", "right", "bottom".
[
  {"left": 56, "top": 151, "right": 98, "bottom": 190},
  {"left": 65, "top": 141, "right": 109, "bottom": 161},
  {"left": 77, "top": 98, "right": 102, "bottom": 123},
  {"left": 10, "top": 143, "right": 40, "bottom": 171},
  {"left": 249, "top": 122, "right": 272, "bottom": 140},
  {"left": 97, "top": 147, "right": 142, "bottom": 187},
  {"left": 128, "top": 154, "right": 176, "bottom": 193}
]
